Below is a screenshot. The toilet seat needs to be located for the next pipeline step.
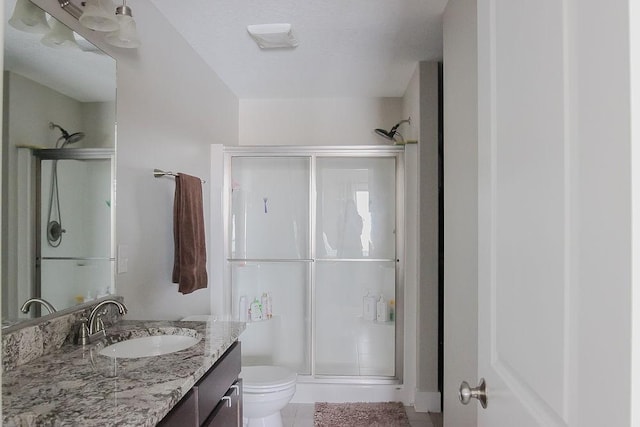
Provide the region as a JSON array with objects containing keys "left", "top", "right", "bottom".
[{"left": 241, "top": 366, "right": 297, "bottom": 393}]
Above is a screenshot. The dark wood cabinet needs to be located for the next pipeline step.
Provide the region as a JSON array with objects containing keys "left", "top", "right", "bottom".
[
  {"left": 202, "top": 378, "right": 242, "bottom": 427},
  {"left": 157, "top": 389, "right": 198, "bottom": 427},
  {"left": 158, "top": 341, "right": 242, "bottom": 427}
]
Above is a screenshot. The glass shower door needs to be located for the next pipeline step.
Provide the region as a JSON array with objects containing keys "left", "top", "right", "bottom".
[
  {"left": 229, "top": 156, "right": 311, "bottom": 374},
  {"left": 37, "top": 152, "right": 115, "bottom": 311},
  {"left": 226, "top": 151, "right": 400, "bottom": 380},
  {"left": 314, "top": 157, "right": 397, "bottom": 377}
]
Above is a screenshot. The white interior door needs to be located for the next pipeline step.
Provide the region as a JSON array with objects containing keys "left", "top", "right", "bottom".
[
  {"left": 475, "top": 0, "right": 570, "bottom": 424},
  {"left": 445, "top": 0, "right": 635, "bottom": 425},
  {"left": 449, "top": 0, "right": 635, "bottom": 426}
]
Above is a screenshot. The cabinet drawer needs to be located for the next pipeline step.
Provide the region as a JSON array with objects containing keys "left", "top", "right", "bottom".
[
  {"left": 202, "top": 379, "right": 242, "bottom": 427},
  {"left": 157, "top": 388, "right": 197, "bottom": 427},
  {"left": 194, "top": 341, "right": 241, "bottom": 424}
]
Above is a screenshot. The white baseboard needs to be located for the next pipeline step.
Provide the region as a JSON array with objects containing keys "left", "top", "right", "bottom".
[{"left": 414, "top": 391, "right": 441, "bottom": 413}]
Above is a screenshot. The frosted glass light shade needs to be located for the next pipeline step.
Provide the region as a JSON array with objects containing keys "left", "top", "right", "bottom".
[
  {"left": 79, "top": 0, "right": 119, "bottom": 32},
  {"left": 41, "top": 19, "right": 79, "bottom": 49},
  {"left": 104, "top": 14, "right": 140, "bottom": 48},
  {"left": 9, "top": 0, "right": 50, "bottom": 34}
]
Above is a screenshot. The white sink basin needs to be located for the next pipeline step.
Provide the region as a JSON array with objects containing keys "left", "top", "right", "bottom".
[{"left": 99, "top": 334, "right": 200, "bottom": 358}]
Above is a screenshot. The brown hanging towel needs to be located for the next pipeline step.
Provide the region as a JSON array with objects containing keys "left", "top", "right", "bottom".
[{"left": 172, "top": 173, "right": 207, "bottom": 294}]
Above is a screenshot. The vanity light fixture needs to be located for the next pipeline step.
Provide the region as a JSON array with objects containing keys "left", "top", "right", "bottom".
[
  {"left": 41, "top": 18, "right": 80, "bottom": 49},
  {"left": 79, "top": 0, "right": 119, "bottom": 32},
  {"left": 247, "top": 23, "right": 298, "bottom": 49},
  {"left": 9, "top": 0, "right": 50, "bottom": 34},
  {"left": 104, "top": 1, "right": 141, "bottom": 49},
  {"left": 57, "top": 0, "right": 141, "bottom": 49}
]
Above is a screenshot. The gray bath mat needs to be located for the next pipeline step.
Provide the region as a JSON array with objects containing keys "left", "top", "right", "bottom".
[{"left": 314, "top": 402, "right": 410, "bottom": 427}]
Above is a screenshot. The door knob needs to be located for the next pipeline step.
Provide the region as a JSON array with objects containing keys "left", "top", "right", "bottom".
[{"left": 458, "top": 378, "right": 487, "bottom": 408}]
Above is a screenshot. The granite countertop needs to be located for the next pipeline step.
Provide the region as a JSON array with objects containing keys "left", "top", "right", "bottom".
[{"left": 2, "top": 319, "right": 245, "bottom": 427}]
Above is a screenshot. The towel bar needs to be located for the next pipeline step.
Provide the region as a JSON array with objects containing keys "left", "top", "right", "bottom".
[{"left": 153, "top": 169, "right": 205, "bottom": 183}]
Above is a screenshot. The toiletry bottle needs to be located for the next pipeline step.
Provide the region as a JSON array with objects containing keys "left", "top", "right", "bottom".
[
  {"left": 239, "top": 296, "right": 248, "bottom": 322},
  {"left": 363, "top": 291, "right": 377, "bottom": 321},
  {"left": 261, "top": 293, "right": 269, "bottom": 319},
  {"left": 265, "top": 292, "right": 273, "bottom": 319},
  {"left": 377, "top": 295, "right": 388, "bottom": 322},
  {"left": 389, "top": 299, "right": 395, "bottom": 321},
  {"left": 249, "top": 298, "right": 263, "bottom": 321}
]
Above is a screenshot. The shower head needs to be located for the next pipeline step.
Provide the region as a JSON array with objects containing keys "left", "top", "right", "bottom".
[
  {"left": 374, "top": 128, "right": 395, "bottom": 140},
  {"left": 374, "top": 118, "right": 411, "bottom": 143},
  {"left": 49, "top": 122, "right": 85, "bottom": 147},
  {"left": 64, "top": 132, "right": 85, "bottom": 145}
]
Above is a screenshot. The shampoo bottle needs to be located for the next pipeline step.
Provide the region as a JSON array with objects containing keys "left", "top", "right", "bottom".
[
  {"left": 377, "top": 295, "right": 388, "bottom": 322},
  {"left": 266, "top": 292, "right": 273, "bottom": 319},
  {"left": 239, "top": 296, "right": 248, "bottom": 322}
]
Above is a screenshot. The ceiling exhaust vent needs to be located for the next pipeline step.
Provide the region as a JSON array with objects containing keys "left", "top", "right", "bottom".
[{"left": 247, "top": 23, "right": 298, "bottom": 49}]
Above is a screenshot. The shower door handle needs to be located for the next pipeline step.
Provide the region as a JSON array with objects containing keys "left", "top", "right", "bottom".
[{"left": 458, "top": 378, "right": 487, "bottom": 408}]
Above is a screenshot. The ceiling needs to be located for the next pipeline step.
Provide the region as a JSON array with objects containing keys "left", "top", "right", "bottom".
[{"left": 152, "top": 0, "right": 448, "bottom": 99}]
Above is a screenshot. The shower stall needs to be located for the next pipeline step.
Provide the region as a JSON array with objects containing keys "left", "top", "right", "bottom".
[
  {"left": 221, "top": 146, "right": 404, "bottom": 389},
  {"left": 34, "top": 148, "right": 115, "bottom": 314}
]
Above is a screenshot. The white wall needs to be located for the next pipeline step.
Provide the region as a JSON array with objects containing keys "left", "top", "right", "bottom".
[
  {"left": 400, "top": 69, "right": 421, "bottom": 409},
  {"left": 631, "top": 1, "right": 640, "bottom": 424},
  {"left": 442, "top": 0, "right": 478, "bottom": 425},
  {"left": 568, "top": 0, "right": 632, "bottom": 424},
  {"left": 82, "top": 101, "right": 116, "bottom": 148},
  {"left": 31, "top": 0, "right": 239, "bottom": 320},
  {"left": 404, "top": 61, "right": 440, "bottom": 411},
  {"left": 111, "top": 1, "right": 239, "bottom": 320},
  {"left": 239, "top": 98, "right": 402, "bottom": 145}
]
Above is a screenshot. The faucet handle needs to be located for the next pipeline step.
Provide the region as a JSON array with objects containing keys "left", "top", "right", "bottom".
[
  {"left": 95, "top": 317, "right": 106, "bottom": 334},
  {"left": 76, "top": 316, "right": 90, "bottom": 345}
]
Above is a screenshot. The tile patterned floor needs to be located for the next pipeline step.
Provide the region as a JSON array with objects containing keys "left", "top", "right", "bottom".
[{"left": 283, "top": 403, "right": 443, "bottom": 427}]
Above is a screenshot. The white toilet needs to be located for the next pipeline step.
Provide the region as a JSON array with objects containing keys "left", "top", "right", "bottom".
[
  {"left": 181, "top": 315, "right": 297, "bottom": 427},
  {"left": 241, "top": 365, "right": 297, "bottom": 427}
]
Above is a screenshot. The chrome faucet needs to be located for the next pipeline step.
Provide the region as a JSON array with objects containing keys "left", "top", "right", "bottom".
[
  {"left": 21, "top": 298, "right": 57, "bottom": 314},
  {"left": 78, "top": 299, "right": 127, "bottom": 345}
]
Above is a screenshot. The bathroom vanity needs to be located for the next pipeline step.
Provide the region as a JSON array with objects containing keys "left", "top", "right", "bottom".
[
  {"left": 159, "top": 341, "right": 242, "bottom": 426},
  {"left": 2, "top": 319, "right": 245, "bottom": 426}
]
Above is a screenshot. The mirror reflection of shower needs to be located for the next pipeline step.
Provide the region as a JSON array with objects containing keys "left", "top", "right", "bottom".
[{"left": 46, "top": 122, "right": 85, "bottom": 247}]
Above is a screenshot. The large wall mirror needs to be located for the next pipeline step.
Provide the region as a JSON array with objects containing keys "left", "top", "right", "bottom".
[{"left": 1, "top": 0, "right": 117, "bottom": 326}]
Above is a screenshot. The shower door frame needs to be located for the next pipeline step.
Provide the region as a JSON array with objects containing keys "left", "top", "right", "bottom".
[
  {"left": 223, "top": 145, "right": 405, "bottom": 384},
  {"left": 33, "top": 148, "right": 116, "bottom": 316}
]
